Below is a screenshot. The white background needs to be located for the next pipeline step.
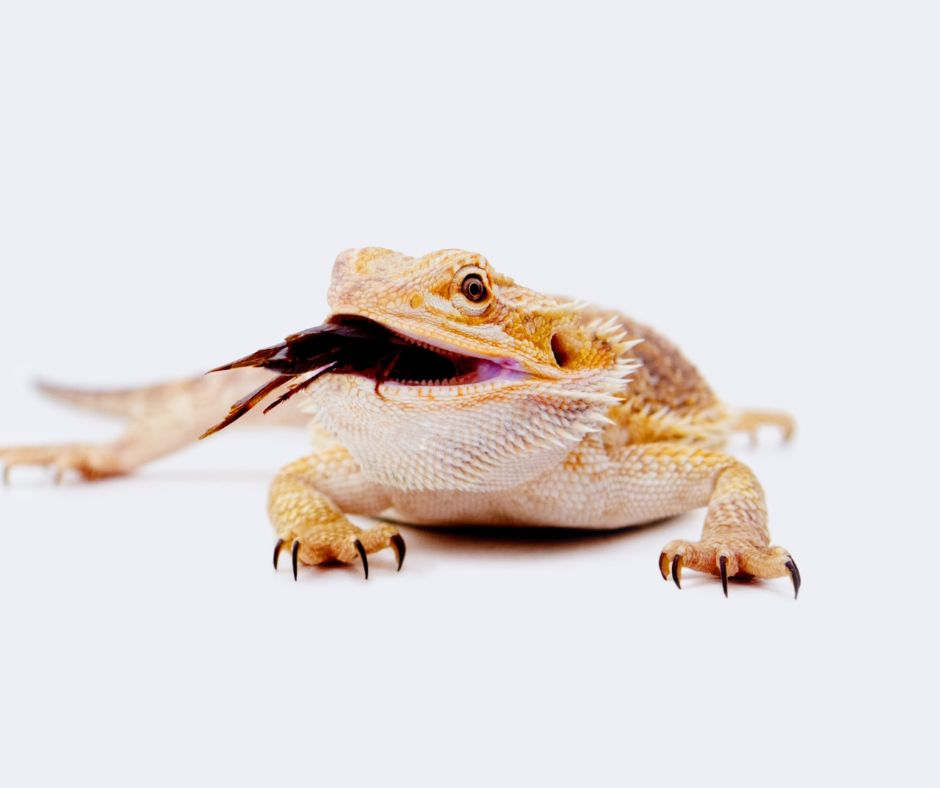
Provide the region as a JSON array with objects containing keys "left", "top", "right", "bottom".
[{"left": 1, "top": 2, "right": 937, "bottom": 785}]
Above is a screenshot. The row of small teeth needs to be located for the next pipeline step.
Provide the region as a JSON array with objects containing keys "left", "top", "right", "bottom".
[
  {"left": 389, "top": 331, "right": 482, "bottom": 386},
  {"left": 397, "top": 333, "right": 467, "bottom": 359},
  {"left": 389, "top": 371, "right": 479, "bottom": 387}
]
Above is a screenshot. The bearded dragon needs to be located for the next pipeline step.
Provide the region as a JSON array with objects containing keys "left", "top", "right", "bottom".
[{"left": 0, "top": 248, "right": 799, "bottom": 597}]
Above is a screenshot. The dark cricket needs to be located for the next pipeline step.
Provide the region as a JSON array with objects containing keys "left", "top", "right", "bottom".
[{"left": 199, "top": 316, "right": 478, "bottom": 439}]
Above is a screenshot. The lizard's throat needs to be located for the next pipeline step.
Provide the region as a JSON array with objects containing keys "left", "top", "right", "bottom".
[
  {"left": 299, "top": 323, "right": 630, "bottom": 492},
  {"left": 301, "top": 371, "right": 604, "bottom": 492}
]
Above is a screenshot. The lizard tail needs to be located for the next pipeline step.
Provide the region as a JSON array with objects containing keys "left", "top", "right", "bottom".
[
  {"left": 34, "top": 371, "right": 311, "bottom": 428},
  {"left": 35, "top": 378, "right": 189, "bottom": 419}
]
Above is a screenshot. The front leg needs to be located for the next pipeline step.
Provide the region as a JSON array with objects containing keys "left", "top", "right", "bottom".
[
  {"left": 268, "top": 446, "right": 402, "bottom": 580},
  {"left": 510, "top": 439, "right": 799, "bottom": 597},
  {"left": 655, "top": 455, "right": 800, "bottom": 598}
]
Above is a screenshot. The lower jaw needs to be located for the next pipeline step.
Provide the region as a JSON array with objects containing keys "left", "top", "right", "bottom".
[
  {"left": 334, "top": 365, "right": 528, "bottom": 399},
  {"left": 362, "top": 360, "right": 526, "bottom": 392},
  {"left": 383, "top": 358, "right": 518, "bottom": 389}
]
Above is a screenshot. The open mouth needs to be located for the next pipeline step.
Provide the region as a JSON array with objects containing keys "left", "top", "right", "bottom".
[{"left": 199, "top": 315, "right": 512, "bottom": 438}]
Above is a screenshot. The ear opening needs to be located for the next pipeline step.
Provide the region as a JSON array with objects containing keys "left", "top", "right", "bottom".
[{"left": 551, "top": 331, "right": 575, "bottom": 368}]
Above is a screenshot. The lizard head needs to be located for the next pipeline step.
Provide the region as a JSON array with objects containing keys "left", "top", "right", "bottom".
[
  {"left": 301, "top": 248, "right": 640, "bottom": 491},
  {"left": 326, "top": 247, "right": 626, "bottom": 381}
]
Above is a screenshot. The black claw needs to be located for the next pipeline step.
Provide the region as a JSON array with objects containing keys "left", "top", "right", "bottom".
[
  {"left": 658, "top": 552, "right": 668, "bottom": 581},
  {"left": 390, "top": 534, "right": 406, "bottom": 571},
  {"left": 785, "top": 556, "right": 801, "bottom": 600},
  {"left": 273, "top": 539, "right": 284, "bottom": 571},
  {"left": 354, "top": 539, "right": 369, "bottom": 580},
  {"left": 719, "top": 555, "right": 729, "bottom": 598},
  {"left": 671, "top": 554, "right": 682, "bottom": 589},
  {"left": 291, "top": 540, "right": 300, "bottom": 581}
]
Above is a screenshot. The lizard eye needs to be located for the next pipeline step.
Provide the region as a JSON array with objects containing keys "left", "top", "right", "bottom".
[{"left": 461, "top": 274, "right": 487, "bottom": 302}]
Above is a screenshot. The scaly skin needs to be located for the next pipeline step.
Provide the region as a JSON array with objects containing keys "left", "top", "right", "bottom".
[{"left": 0, "top": 248, "right": 798, "bottom": 596}]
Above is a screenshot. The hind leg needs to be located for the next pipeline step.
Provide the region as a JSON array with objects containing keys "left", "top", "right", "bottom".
[
  {"left": 2, "top": 437, "right": 152, "bottom": 482},
  {"left": 1, "top": 369, "right": 292, "bottom": 482},
  {"left": 733, "top": 409, "right": 795, "bottom": 445},
  {"left": 2, "top": 417, "right": 205, "bottom": 482}
]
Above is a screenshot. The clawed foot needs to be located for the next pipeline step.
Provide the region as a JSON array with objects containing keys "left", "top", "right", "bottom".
[
  {"left": 0, "top": 444, "right": 123, "bottom": 484},
  {"left": 659, "top": 539, "right": 800, "bottom": 599},
  {"left": 272, "top": 520, "right": 405, "bottom": 581},
  {"left": 734, "top": 410, "right": 796, "bottom": 446}
]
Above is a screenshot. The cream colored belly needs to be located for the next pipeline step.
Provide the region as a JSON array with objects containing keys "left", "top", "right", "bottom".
[{"left": 382, "top": 463, "right": 711, "bottom": 529}]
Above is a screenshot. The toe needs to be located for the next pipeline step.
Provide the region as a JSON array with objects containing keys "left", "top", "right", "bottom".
[
  {"left": 390, "top": 533, "right": 406, "bottom": 571},
  {"left": 274, "top": 523, "right": 405, "bottom": 581},
  {"left": 353, "top": 539, "right": 368, "bottom": 580},
  {"left": 785, "top": 556, "right": 801, "bottom": 599},
  {"left": 658, "top": 539, "right": 800, "bottom": 598}
]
